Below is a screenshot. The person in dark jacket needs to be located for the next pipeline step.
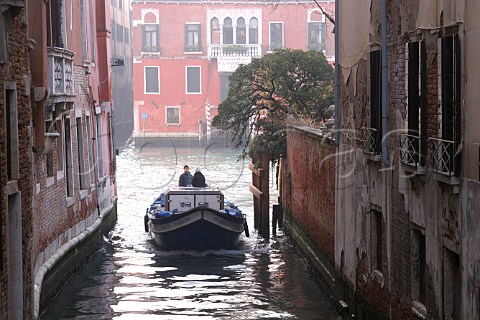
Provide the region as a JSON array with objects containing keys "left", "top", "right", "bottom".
[
  {"left": 179, "top": 165, "right": 193, "bottom": 187},
  {"left": 191, "top": 167, "right": 206, "bottom": 187}
]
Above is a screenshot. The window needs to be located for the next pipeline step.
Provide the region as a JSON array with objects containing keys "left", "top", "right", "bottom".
[
  {"left": 81, "top": 0, "right": 87, "bottom": 60},
  {"left": 220, "top": 74, "right": 231, "bottom": 102},
  {"left": 76, "top": 117, "right": 86, "bottom": 190},
  {"left": 65, "top": 117, "right": 74, "bottom": 197},
  {"left": 402, "top": 41, "right": 427, "bottom": 167},
  {"left": 308, "top": 22, "right": 326, "bottom": 51},
  {"left": 116, "top": 23, "right": 123, "bottom": 42},
  {"left": 124, "top": 27, "right": 129, "bottom": 44},
  {"left": 211, "top": 17, "right": 220, "bottom": 45},
  {"left": 96, "top": 114, "right": 104, "bottom": 178},
  {"left": 411, "top": 229, "right": 426, "bottom": 305},
  {"left": 223, "top": 17, "right": 233, "bottom": 44},
  {"left": 438, "top": 34, "right": 461, "bottom": 176},
  {"left": 166, "top": 107, "right": 180, "bottom": 125},
  {"left": 236, "top": 17, "right": 246, "bottom": 44},
  {"left": 249, "top": 17, "right": 258, "bottom": 44},
  {"left": 186, "top": 66, "right": 201, "bottom": 94},
  {"left": 56, "top": 118, "right": 64, "bottom": 173},
  {"left": 370, "top": 210, "right": 383, "bottom": 272},
  {"left": 46, "top": 0, "right": 64, "bottom": 47},
  {"left": 86, "top": 116, "right": 94, "bottom": 182},
  {"left": 269, "top": 22, "right": 283, "bottom": 51},
  {"left": 145, "top": 66, "right": 160, "bottom": 94},
  {"left": 443, "top": 248, "right": 461, "bottom": 319},
  {"left": 368, "top": 50, "right": 382, "bottom": 155},
  {"left": 184, "top": 23, "right": 201, "bottom": 52},
  {"left": 142, "top": 24, "right": 159, "bottom": 52},
  {"left": 5, "top": 88, "right": 19, "bottom": 181},
  {"left": 89, "top": 0, "right": 95, "bottom": 62},
  {"left": 45, "top": 115, "right": 54, "bottom": 178}
]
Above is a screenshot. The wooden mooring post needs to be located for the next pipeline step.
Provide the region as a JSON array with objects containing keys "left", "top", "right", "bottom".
[{"left": 248, "top": 151, "right": 270, "bottom": 239}]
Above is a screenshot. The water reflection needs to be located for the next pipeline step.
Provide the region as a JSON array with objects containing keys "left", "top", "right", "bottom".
[{"left": 39, "top": 142, "right": 339, "bottom": 320}]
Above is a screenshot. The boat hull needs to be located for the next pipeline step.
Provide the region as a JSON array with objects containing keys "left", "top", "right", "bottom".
[{"left": 148, "top": 207, "right": 245, "bottom": 250}]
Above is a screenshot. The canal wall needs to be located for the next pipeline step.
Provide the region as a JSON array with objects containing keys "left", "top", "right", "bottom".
[
  {"left": 35, "top": 201, "right": 117, "bottom": 318},
  {"left": 281, "top": 125, "right": 338, "bottom": 290}
]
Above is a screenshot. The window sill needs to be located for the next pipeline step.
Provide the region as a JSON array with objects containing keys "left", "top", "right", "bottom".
[
  {"left": 79, "top": 189, "right": 88, "bottom": 200},
  {"left": 433, "top": 172, "right": 460, "bottom": 193},
  {"left": 411, "top": 301, "right": 427, "bottom": 319},
  {"left": 46, "top": 176, "right": 55, "bottom": 188},
  {"left": 66, "top": 197, "right": 75, "bottom": 207},
  {"left": 166, "top": 123, "right": 180, "bottom": 126},
  {"left": 372, "top": 269, "right": 384, "bottom": 288},
  {"left": 185, "top": 92, "right": 202, "bottom": 95},
  {"left": 401, "top": 162, "right": 426, "bottom": 176},
  {"left": 57, "top": 170, "right": 64, "bottom": 180},
  {"left": 364, "top": 152, "right": 381, "bottom": 162},
  {"left": 183, "top": 51, "right": 203, "bottom": 55}
]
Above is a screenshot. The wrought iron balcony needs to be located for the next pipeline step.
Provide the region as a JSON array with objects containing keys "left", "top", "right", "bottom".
[
  {"left": 208, "top": 44, "right": 262, "bottom": 57},
  {"left": 48, "top": 47, "right": 74, "bottom": 96},
  {"left": 361, "top": 127, "right": 381, "bottom": 156},
  {"left": 430, "top": 137, "right": 460, "bottom": 176},
  {"left": 399, "top": 133, "right": 423, "bottom": 166}
]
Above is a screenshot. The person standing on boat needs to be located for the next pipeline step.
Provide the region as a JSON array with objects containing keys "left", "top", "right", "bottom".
[
  {"left": 179, "top": 165, "right": 193, "bottom": 187},
  {"left": 191, "top": 167, "right": 207, "bottom": 187}
]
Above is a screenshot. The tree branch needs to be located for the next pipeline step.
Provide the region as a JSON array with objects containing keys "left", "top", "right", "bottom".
[{"left": 312, "top": 0, "right": 335, "bottom": 26}]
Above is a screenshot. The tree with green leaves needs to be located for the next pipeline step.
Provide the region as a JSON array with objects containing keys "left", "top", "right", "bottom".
[{"left": 212, "top": 48, "right": 334, "bottom": 163}]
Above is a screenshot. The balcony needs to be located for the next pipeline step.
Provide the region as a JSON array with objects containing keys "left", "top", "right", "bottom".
[
  {"left": 48, "top": 47, "right": 74, "bottom": 96},
  {"left": 361, "top": 127, "right": 381, "bottom": 161},
  {"left": 399, "top": 133, "right": 425, "bottom": 174},
  {"left": 430, "top": 137, "right": 460, "bottom": 177},
  {"left": 208, "top": 44, "right": 262, "bottom": 58}
]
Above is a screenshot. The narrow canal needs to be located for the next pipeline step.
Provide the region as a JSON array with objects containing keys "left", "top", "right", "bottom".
[{"left": 40, "top": 141, "right": 340, "bottom": 320}]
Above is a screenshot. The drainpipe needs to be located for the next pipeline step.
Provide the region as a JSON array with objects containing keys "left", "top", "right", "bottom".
[
  {"left": 334, "top": 0, "right": 339, "bottom": 144},
  {"left": 381, "top": 0, "right": 389, "bottom": 164}
]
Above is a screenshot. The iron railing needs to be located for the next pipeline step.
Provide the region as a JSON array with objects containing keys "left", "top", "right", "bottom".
[
  {"left": 361, "top": 127, "right": 380, "bottom": 155},
  {"left": 430, "top": 137, "right": 459, "bottom": 176},
  {"left": 399, "top": 133, "right": 423, "bottom": 167}
]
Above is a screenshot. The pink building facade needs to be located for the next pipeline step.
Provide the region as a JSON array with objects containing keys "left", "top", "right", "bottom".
[{"left": 131, "top": 0, "right": 335, "bottom": 147}]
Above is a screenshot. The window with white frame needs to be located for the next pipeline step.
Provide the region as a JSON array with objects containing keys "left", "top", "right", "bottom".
[
  {"left": 145, "top": 66, "right": 160, "bottom": 94},
  {"left": 76, "top": 117, "right": 86, "bottom": 190},
  {"left": 142, "top": 24, "right": 159, "bottom": 52},
  {"left": 269, "top": 22, "right": 283, "bottom": 51},
  {"left": 308, "top": 10, "right": 326, "bottom": 51},
  {"left": 186, "top": 66, "right": 201, "bottom": 94},
  {"left": 223, "top": 17, "right": 233, "bottom": 44},
  {"left": 64, "top": 117, "right": 74, "bottom": 197},
  {"left": 236, "top": 17, "right": 246, "bottom": 44},
  {"left": 249, "top": 17, "right": 258, "bottom": 44},
  {"left": 166, "top": 107, "right": 180, "bottom": 125},
  {"left": 185, "top": 23, "right": 201, "bottom": 52}
]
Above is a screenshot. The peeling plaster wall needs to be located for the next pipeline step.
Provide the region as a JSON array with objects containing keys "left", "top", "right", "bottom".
[{"left": 337, "top": 0, "right": 480, "bottom": 319}]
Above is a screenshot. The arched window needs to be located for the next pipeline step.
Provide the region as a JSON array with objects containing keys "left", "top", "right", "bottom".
[
  {"left": 236, "top": 17, "right": 246, "bottom": 44},
  {"left": 223, "top": 17, "right": 233, "bottom": 44},
  {"left": 211, "top": 17, "right": 220, "bottom": 45},
  {"left": 249, "top": 17, "right": 258, "bottom": 44}
]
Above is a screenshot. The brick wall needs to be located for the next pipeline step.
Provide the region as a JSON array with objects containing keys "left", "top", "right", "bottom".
[
  {"left": 0, "top": 6, "right": 34, "bottom": 319},
  {"left": 284, "top": 126, "right": 336, "bottom": 263}
]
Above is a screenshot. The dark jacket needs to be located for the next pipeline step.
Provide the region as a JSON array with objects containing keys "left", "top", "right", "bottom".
[
  {"left": 179, "top": 172, "right": 193, "bottom": 187},
  {"left": 191, "top": 171, "right": 206, "bottom": 187}
]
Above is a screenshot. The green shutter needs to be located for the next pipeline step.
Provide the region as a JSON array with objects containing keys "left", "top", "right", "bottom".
[{"left": 142, "top": 24, "right": 146, "bottom": 49}]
